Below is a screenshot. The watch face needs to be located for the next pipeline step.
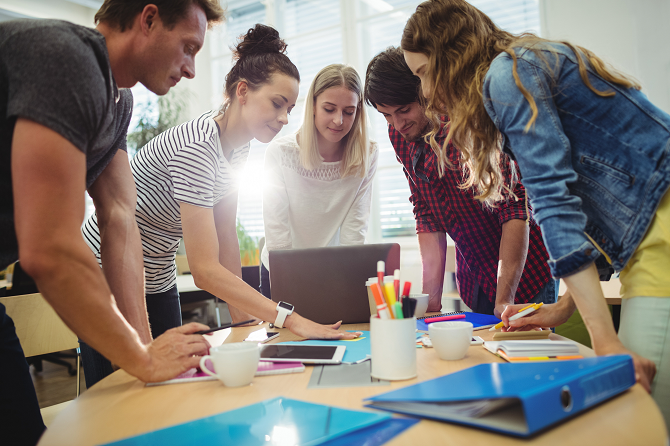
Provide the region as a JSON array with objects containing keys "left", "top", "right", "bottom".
[{"left": 278, "top": 301, "right": 294, "bottom": 311}]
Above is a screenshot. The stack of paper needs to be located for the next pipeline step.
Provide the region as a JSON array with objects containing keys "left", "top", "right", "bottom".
[{"left": 484, "top": 340, "right": 582, "bottom": 361}]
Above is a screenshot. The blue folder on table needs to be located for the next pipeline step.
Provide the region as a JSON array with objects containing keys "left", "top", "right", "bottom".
[
  {"left": 104, "top": 397, "right": 417, "bottom": 446},
  {"left": 416, "top": 311, "right": 501, "bottom": 331},
  {"left": 365, "top": 355, "right": 635, "bottom": 437}
]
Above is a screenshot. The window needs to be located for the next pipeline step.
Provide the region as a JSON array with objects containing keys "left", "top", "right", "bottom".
[{"left": 207, "top": 0, "right": 540, "bottom": 240}]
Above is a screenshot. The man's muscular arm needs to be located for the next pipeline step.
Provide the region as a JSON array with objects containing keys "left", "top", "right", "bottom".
[{"left": 12, "top": 119, "right": 209, "bottom": 382}]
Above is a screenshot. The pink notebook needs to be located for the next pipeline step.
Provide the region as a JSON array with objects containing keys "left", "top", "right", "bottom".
[{"left": 146, "top": 361, "right": 305, "bottom": 386}]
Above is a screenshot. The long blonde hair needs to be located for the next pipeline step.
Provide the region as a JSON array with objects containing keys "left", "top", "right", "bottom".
[
  {"left": 401, "top": 0, "right": 640, "bottom": 206},
  {"left": 298, "top": 64, "right": 370, "bottom": 178}
]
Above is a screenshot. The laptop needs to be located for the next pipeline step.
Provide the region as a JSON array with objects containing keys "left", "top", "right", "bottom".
[{"left": 268, "top": 244, "right": 401, "bottom": 324}]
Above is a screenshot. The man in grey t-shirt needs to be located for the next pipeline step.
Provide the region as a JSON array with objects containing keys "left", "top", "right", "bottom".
[{"left": 0, "top": 1, "right": 223, "bottom": 444}]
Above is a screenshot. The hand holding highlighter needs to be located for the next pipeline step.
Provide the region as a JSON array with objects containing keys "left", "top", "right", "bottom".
[{"left": 490, "top": 303, "right": 544, "bottom": 331}]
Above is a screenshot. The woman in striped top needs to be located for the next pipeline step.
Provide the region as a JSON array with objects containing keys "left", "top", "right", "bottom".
[{"left": 81, "top": 25, "right": 360, "bottom": 387}]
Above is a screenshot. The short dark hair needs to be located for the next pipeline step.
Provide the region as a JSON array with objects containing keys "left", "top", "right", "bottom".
[
  {"left": 95, "top": 0, "right": 224, "bottom": 32},
  {"left": 364, "top": 46, "right": 421, "bottom": 109}
]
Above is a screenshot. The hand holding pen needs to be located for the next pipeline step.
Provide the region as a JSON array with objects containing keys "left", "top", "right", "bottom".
[
  {"left": 501, "top": 297, "right": 576, "bottom": 332},
  {"left": 491, "top": 303, "right": 544, "bottom": 331}
]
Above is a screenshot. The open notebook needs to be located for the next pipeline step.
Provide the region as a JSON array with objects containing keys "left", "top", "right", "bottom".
[{"left": 483, "top": 340, "right": 582, "bottom": 362}]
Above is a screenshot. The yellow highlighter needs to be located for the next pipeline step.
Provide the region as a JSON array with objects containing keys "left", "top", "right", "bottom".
[
  {"left": 490, "top": 303, "right": 543, "bottom": 331},
  {"left": 383, "top": 282, "right": 397, "bottom": 318}
]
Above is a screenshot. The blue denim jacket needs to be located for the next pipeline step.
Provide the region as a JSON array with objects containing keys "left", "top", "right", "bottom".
[{"left": 483, "top": 42, "right": 670, "bottom": 278}]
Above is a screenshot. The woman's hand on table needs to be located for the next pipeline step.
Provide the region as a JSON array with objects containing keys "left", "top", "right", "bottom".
[
  {"left": 285, "top": 313, "right": 362, "bottom": 340},
  {"left": 596, "top": 341, "right": 656, "bottom": 393},
  {"left": 129, "top": 322, "right": 212, "bottom": 383}
]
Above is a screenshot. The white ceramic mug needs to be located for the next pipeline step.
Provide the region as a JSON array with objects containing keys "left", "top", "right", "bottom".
[
  {"left": 428, "top": 321, "right": 473, "bottom": 360},
  {"left": 410, "top": 293, "right": 429, "bottom": 318},
  {"left": 199, "top": 342, "right": 260, "bottom": 387}
]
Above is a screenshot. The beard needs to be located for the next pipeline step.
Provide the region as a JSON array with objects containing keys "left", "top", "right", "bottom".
[{"left": 403, "top": 120, "right": 431, "bottom": 143}]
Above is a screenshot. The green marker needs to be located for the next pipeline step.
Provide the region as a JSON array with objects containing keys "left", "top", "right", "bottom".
[{"left": 393, "top": 301, "right": 404, "bottom": 319}]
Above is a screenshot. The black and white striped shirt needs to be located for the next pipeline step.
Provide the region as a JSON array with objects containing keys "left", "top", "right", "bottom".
[{"left": 82, "top": 110, "right": 250, "bottom": 294}]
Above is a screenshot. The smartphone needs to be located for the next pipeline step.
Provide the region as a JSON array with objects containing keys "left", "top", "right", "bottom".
[
  {"left": 244, "top": 329, "right": 279, "bottom": 344},
  {"left": 470, "top": 336, "right": 484, "bottom": 345},
  {"left": 422, "top": 336, "right": 483, "bottom": 347}
]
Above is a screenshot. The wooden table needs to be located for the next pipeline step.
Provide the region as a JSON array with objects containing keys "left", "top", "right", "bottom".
[{"left": 39, "top": 323, "right": 668, "bottom": 446}]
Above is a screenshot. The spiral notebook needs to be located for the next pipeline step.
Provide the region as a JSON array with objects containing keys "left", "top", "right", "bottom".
[{"left": 416, "top": 311, "right": 501, "bottom": 331}]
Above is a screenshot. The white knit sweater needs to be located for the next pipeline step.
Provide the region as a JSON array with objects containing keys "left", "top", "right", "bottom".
[{"left": 261, "top": 132, "right": 379, "bottom": 269}]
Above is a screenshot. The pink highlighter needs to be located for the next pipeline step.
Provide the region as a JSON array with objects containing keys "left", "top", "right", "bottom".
[{"left": 424, "top": 314, "right": 466, "bottom": 324}]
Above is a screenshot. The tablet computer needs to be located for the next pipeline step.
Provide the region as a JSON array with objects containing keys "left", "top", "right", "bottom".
[{"left": 259, "top": 345, "right": 346, "bottom": 364}]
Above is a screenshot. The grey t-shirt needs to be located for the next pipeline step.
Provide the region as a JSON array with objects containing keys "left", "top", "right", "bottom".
[{"left": 0, "top": 19, "right": 133, "bottom": 269}]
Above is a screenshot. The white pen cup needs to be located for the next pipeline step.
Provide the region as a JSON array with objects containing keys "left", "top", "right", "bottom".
[
  {"left": 370, "top": 316, "right": 417, "bottom": 381},
  {"left": 199, "top": 342, "right": 260, "bottom": 387},
  {"left": 429, "top": 321, "right": 473, "bottom": 361},
  {"left": 410, "top": 293, "right": 429, "bottom": 318}
]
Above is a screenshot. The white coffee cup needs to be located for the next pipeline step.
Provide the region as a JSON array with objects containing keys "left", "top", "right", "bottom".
[
  {"left": 199, "top": 342, "right": 260, "bottom": 387},
  {"left": 428, "top": 321, "right": 473, "bottom": 360},
  {"left": 410, "top": 293, "right": 429, "bottom": 318}
]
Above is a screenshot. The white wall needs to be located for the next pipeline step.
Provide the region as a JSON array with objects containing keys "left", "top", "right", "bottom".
[
  {"left": 540, "top": 0, "right": 670, "bottom": 113},
  {"left": 0, "top": 0, "right": 95, "bottom": 26},
  {"left": 175, "top": 30, "right": 218, "bottom": 123}
]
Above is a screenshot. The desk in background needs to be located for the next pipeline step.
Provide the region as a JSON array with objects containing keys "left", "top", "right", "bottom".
[
  {"left": 558, "top": 278, "right": 622, "bottom": 306},
  {"left": 39, "top": 322, "right": 667, "bottom": 446}
]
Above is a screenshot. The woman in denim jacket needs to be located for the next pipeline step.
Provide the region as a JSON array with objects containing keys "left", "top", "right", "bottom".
[{"left": 401, "top": 0, "right": 669, "bottom": 422}]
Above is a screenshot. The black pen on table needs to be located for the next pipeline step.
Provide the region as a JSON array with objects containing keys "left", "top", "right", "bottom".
[{"left": 195, "top": 319, "right": 256, "bottom": 335}]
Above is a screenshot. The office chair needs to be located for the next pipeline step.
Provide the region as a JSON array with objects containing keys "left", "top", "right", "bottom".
[
  {"left": 2, "top": 261, "right": 80, "bottom": 376},
  {"left": 1, "top": 291, "right": 81, "bottom": 426}
]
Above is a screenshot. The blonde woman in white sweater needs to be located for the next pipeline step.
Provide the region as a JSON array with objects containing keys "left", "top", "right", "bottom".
[{"left": 261, "top": 64, "right": 379, "bottom": 297}]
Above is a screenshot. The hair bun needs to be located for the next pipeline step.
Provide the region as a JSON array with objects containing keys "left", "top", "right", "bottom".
[{"left": 233, "top": 24, "right": 287, "bottom": 60}]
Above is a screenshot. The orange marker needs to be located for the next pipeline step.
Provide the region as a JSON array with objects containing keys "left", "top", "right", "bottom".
[{"left": 370, "top": 283, "right": 391, "bottom": 319}]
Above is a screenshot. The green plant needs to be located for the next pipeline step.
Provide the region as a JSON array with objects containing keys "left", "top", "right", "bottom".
[
  {"left": 237, "top": 219, "right": 259, "bottom": 266},
  {"left": 127, "top": 88, "right": 190, "bottom": 157}
]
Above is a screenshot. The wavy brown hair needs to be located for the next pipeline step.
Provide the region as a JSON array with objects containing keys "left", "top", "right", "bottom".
[{"left": 401, "top": 0, "right": 640, "bottom": 206}]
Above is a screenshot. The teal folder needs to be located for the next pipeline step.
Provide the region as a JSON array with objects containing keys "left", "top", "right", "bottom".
[
  {"left": 104, "top": 397, "right": 393, "bottom": 446},
  {"left": 365, "top": 355, "right": 635, "bottom": 437}
]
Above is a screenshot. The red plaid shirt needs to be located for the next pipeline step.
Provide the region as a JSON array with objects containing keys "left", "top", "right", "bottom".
[{"left": 388, "top": 125, "right": 552, "bottom": 308}]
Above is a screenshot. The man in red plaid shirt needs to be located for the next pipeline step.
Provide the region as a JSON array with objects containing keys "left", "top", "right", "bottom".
[{"left": 364, "top": 47, "right": 555, "bottom": 317}]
